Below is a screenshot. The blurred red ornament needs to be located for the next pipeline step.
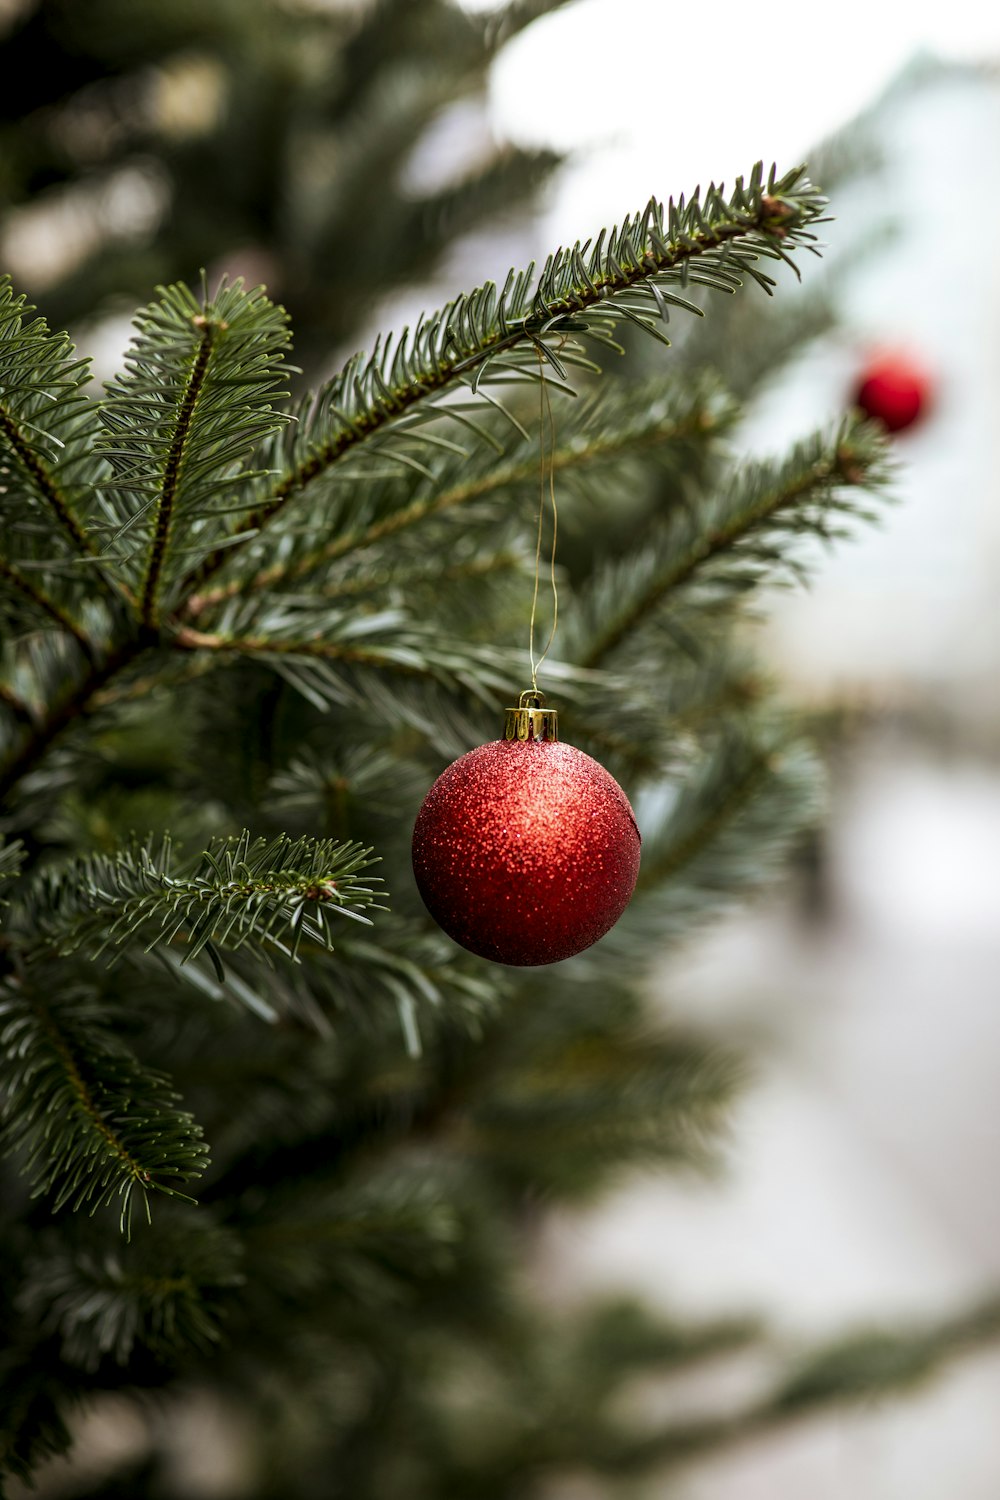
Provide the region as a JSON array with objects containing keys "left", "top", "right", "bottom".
[
  {"left": 412, "top": 693, "right": 640, "bottom": 966},
  {"left": 853, "top": 351, "right": 931, "bottom": 433}
]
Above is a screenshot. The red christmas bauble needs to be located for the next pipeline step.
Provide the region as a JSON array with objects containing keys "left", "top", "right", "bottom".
[
  {"left": 412, "top": 707, "right": 640, "bottom": 966},
  {"left": 853, "top": 351, "right": 931, "bottom": 433}
]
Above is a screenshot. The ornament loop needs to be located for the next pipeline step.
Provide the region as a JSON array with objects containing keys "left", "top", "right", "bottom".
[{"left": 504, "top": 689, "right": 559, "bottom": 743}]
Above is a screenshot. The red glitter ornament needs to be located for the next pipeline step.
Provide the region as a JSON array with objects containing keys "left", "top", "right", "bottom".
[
  {"left": 853, "top": 350, "right": 931, "bottom": 433},
  {"left": 412, "top": 692, "right": 640, "bottom": 966}
]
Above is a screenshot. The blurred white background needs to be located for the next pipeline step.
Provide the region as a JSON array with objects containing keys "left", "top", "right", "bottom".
[{"left": 455, "top": 2, "right": 1000, "bottom": 1495}]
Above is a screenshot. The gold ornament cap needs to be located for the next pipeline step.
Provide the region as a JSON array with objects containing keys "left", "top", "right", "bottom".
[{"left": 504, "top": 689, "right": 559, "bottom": 743}]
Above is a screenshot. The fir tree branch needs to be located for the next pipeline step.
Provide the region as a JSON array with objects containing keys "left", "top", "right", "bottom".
[
  {"left": 0, "top": 972, "right": 208, "bottom": 1232},
  {"left": 0, "top": 281, "right": 293, "bottom": 809},
  {"left": 330, "top": 0, "right": 573, "bottom": 119},
  {"left": 564, "top": 643, "right": 769, "bottom": 788},
  {"left": 308, "top": 929, "right": 498, "bottom": 1054},
  {"left": 0, "top": 638, "right": 146, "bottom": 806},
  {"left": 415, "top": 1292, "right": 1000, "bottom": 1488},
  {"left": 578, "top": 416, "right": 891, "bottom": 668},
  {"left": 187, "top": 374, "right": 734, "bottom": 612},
  {"left": 311, "top": 547, "right": 527, "bottom": 604},
  {"left": 175, "top": 626, "right": 492, "bottom": 669},
  {"left": 601, "top": 1297, "right": 1000, "bottom": 1476},
  {"left": 138, "top": 314, "right": 219, "bottom": 630},
  {"left": 470, "top": 1024, "right": 740, "bottom": 1192},
  {"left": 238, "top": 1164, "right": 479, "bottom": 1321},
  {"left": 585, "top": 729, "right": 822, "bottom": 972},
  {"left": 635, "top": 741, "right": 776, "bottom": 894},
  {"left": 652, "top": 731, "right": 822, "bottom": 898},
  {"left": 181, "top": 164, "right": 826, "bottom": 598},
  {"left": 171, "top": 623, "right": 522, "bottom": 719},
  {"left": 0, "top": 279, "right": 101, "bottom": 562},
  {"left": 19, "top": 831, "right": 383, "bottom": 970},
  {"left": 403, "top": 143, "right": 563, "bottom": 263},
  {"left": 0, "top": 396, "right": 96, "bottom": 562},
  {"left": 89, "top": 652, "right": 221, "bottom": 712},
  {"left": 0, "top": 555, "right": 95, "bottom": 657},
  {"left": 21, "top": 1218, "right": 244, "bottom": 1371},
  {"left": 0, "top": 837, "right": 25, "bottom": 887},
  {"left": 570, "top": 1298, "right": 762, "bottom": 1382},
  {"left": 96, "top": 279, "right": 292, "bottom": 613}
]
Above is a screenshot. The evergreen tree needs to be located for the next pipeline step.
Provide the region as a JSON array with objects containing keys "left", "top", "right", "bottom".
[
  {"left": 0, "top": 0, "right": 566, "bottom": 372},
  {"left": 2, "top": 9, "right": 996, "bottom": 1497}
]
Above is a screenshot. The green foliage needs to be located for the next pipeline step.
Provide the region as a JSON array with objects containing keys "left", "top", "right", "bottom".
[
  {"left": 471, "top": 1010, "right": 740, "bottom": 1196},
  {"left": 0, "top": 278, "right": 112, "bottom": 657},
  {"left": 202, "top": 163, "right": 826, "bottom": 601},
  {"left": 569, "top": 414, "right": 893, "bottom": 672},
  {"left": 0, "top": 0, "right": 571, "bottom": 371},
  {"left": 0, "top": 278, "right": 101, "bottom": 552},
  {"left": 98, "top": 279, "right": 293, "bottom": 623},
  {"left": 628, "top": 730, "right": 824, "bottom": 940},
  {"left": 0, "top": 110, "right": 955, "bottom": 1495},
  {"left": 0, "top": 836, "right": 25, "bottom": 887},
  {"left": 772, "top": 1297, "right": 1000, "bottom": 1412},
  {"left": 0, "top": 970, "right": 208, "bottom": 1229},
  {"left": 19, "top": 1213, "right": 245, "bottom": 1371},
  {"left": 17, "top": 830, "right": 382, "bottom": 971}
]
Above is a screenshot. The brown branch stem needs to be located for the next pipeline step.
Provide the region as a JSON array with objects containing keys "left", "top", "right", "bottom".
[
  {"left": 0, "top": 556, "right": 95, "bottom": 659},
  {"left": 0, "top": 402, "right": 98, "bottom": 559},
  {"left": 30, "top": 987, "right": 151, "bottom": 1189},
  {"left": 172, "top": 626, "right": 399, "bottom": 669},
  {"left": 0, "top": 638, "right": 147, "bottom": 805},
  {"left": 140, "top": 316, "right": 218, "bottom": 629}
]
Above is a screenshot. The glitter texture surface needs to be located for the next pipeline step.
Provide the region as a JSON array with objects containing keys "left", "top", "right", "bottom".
[{"left": 411, "top": 738, "right": 641, "bottom": 966}]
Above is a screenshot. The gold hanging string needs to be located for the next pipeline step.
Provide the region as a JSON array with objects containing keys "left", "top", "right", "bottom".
[{"left": 528, "top": 345, "right": 559, "bottom": 692}]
